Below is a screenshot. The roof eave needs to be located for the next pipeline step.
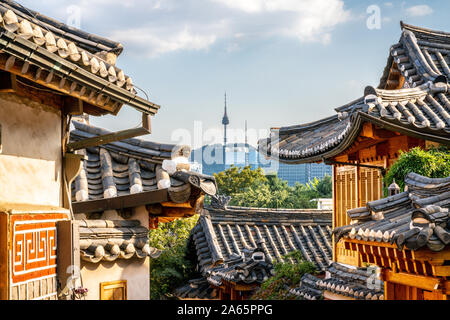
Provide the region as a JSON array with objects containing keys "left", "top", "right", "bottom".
[
  {"left": 0, "top": 30, "right": 160, "bottom": 115},
  {"left": 259, "top": 114, "right": 364, "bottom": 165},
  {"left": 260, "top": 111, "right": 450, "bottom": 164}
]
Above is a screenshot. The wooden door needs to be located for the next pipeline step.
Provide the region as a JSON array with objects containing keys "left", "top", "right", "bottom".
[
  {"left": 334, "top": 164, "right": 383, "bottom": 266},
  {"left": 100, "top": 280, "right": 127, "bottom": 300}
]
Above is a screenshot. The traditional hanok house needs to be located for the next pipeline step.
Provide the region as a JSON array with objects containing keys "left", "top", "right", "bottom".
[
  {"left": 258, "top": 22, "right": 450, "bottom": 269},
  {"left": 0, "top": 1, "right": 161, "bottom": 300},
  {"left": 332, "top": 172, "right": 449, "bottom": 300},
  {"left": 66, "top": 120, "right": 217, "bottom": 300},
  {"left": 177, "top": 200, "right": 332, "bottom": 300}
]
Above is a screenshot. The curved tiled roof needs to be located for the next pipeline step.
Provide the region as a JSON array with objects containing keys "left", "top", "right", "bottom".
[
  {"left": 188, "top": 206, "right": 333, "bottom": 275},
  {"left": 258, "top": 115, "right": 353, "bottom": 164},
  {"left": 333, "top": 173, "right": 450, "bottom": 252},
  {"left": 0, "top": 0, "right": 123, "bottom": 55},
  {"left": 291, "top": 263, "right": 384, "bottom": 300},
  {"left": 259, "top": 81, "right": 450, "bottom": 163},
  {"left": 259, "top": 23, "right": 450, "bottom": 164},
  {"left": 0, "top": 1, "right": 159, "bottom": 115},
  {"left": 0, "top": 2, "right": 133, "bottom": 91},
  {"left": 78, "top": 219, "right": 160, "bottom": 263},
  {"left": 70, "top": 121, "right": 216, "bottom": 204},
  {"left": 363, "top": 82, "right": 450, "bottom": 133},
  {"left": 174, "top": 278, "right": 218, "bottom": 300},
  {"left": 380, "top": 22, "right": 450, "bottom": 88},
  {"left": 205, "top": 247, "right": 275, "bottom": 286}
]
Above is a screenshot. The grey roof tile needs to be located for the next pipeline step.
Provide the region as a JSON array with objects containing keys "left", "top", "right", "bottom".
[
  {"left": 334, "top": 173, "right": 450, "bottom": 252},
  {"left": 70, "top": 121, "right": 216, "bottom": 204},
  {"left": 258, "top": 23, "right": 450, "bottom": 163},
  {"left": 382, "top": 22, "right": 450, "bottom": 88},
  {"left": 291, "top": 262, "right": 385, "bottom": 300},
  {"left": 174, "top": 278, "right": 218, "bottom": 300},
  {"left": 78, "top": 219, "right": 160, "bottom": 263},
  {"left": 187, "top": 206, "right": 332, "bottom": 286}
]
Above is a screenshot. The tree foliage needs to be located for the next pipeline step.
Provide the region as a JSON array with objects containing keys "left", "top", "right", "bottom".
[
  {"left": 316, "top": 174, "right": 332, "bottom": 198},
  {"left": 384, "top": 146, "right": 450, "bottom": 192},
  {"left": 214, "top": 165, "right": 267, "bottom": 195},
  {"left": 251, "top": 250, "right": 316, "bottom": 300},
  {"left": 214, "top": 165, "right": 332, "bottom": 209},
  {"left": 149, "top": 215, "right": 199, "bottom": 299}
]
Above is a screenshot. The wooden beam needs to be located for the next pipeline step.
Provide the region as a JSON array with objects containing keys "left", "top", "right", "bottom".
[
  {"left": 0, "top": 53, "right": 118, "bottom": 114},
  {"left": 63, "top": 96, "right": 83, "bottom": 115},
  {"left": 346, "top": 138, "right": 388, "bottom": 156},
  {"left": 433, "top": 266, "right": 450, "bottom": 277},
  {"left": 63, "top": 153, "right": 84, "bottom": 209},
  {"left": 160, "top": 201, "right": 193, "bottom": 208},
  {"left": 0, "top": 70, "right": 16, "bottom": 92},
  {"left": 382, "top": 270, "right": 448, "bottom": 293},
  {"left": 360, "top": 122, "right": 375, "bottom": 139},
  {"left": 72, "top": 188, "right": 168, "bottom": 214},
  {"left": 161, "top": 206, "right": 196, "bottom": 217},
  {"left": 66, "top": 112, "right": 151, "bottom": 152},
  {"left": 411, "top": 249, "right": 450, "bottom": 263},
  {"left": 373, "top": 127, "right": 399, "bottom": 139}
]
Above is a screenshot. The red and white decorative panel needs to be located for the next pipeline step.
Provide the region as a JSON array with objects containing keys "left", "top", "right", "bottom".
[{"left": 9, "top": 213, "right": 68, "bottom": 300}]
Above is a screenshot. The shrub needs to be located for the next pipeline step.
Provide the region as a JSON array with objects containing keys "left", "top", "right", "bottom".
[
  {"left": 251, "top": 250, "right": 316, "bottom": 300},
  {"left": 149, "top": 215, "right": 199, "bottom": 299},
  {"left": 384, "top": 146, "right": 450, "bottom": 192}
]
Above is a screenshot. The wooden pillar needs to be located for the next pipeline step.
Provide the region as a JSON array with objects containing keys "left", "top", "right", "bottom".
[
  {"left": 332, "top": 164, "right": 337, "bottom": 262},
  {"left": 356, "top": 164, "right": 361, "bottom": 208},
  {"left": 230, "top": 287, "right": 236, "bottom": 300},
  {"left": 384, "top": 281, "right": 394, "bottom": 300}
]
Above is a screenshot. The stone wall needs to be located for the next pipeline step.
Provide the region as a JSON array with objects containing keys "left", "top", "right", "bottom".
[{"left": 10, "top": 275, "right": 58, "bottom": 300}]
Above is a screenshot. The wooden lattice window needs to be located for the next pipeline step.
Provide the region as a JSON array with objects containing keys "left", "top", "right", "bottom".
[{"left": 100, "top": 280, "right": 127, "bottom": 300}]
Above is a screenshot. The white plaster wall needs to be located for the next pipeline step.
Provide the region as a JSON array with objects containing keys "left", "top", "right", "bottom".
[
  {"left": 133, "top": 205, "right": 149, "bottom": 228},
  {"left": 80, "top": 258, "right": 150, "bottom": 300},
  {"left": 77, "top": 207, "right": 151, "bottom": 300},
  {"left": 0, "top": 94, "right": 62, "bottom": 206}
]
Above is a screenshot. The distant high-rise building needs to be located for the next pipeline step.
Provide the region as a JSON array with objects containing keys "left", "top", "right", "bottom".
[
  {"left": 190, "top": 143, "right": 331, "bottom": 185},
  {"left": 222, "top": 92, "right": 229, "bottom": 167},
  {"left": 190, "top": 95, "right": 332, "bottom": 185}
]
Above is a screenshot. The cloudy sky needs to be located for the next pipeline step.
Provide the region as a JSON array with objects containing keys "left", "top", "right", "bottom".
[{"left": 17, "top": 0, "right": 450, "bottom": 147}]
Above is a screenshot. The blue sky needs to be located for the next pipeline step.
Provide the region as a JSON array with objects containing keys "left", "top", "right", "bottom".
[{"left": 18, "top": 0, "right": 450, "bottom": 147}]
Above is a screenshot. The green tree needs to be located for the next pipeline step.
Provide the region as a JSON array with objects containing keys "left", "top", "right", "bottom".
[
  {"left": 214, "top": 165, "right": 267, "bottom": 195},
  {"left": 316, "top": 174, "right": 332, "bottom": 198},
  {"left": 215, "top": 165, "right": 332, "bottom": 209},
  {"left": 286, "top": 183, "right": 318, "bottom": 209},
  {"left": 149, "top": 215, "right": 199, "bottom": 299},
  {"left": 251, "top": 251, "right": 316, "bottom": 300},
  {"left": 384, "top": 146, "right": 450, "bottom": 192}
]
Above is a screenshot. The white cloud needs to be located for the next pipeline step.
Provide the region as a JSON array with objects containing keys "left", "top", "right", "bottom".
[
  {"left": 111, "top": 0, "right": 352, "bottom": 56},
  {"left": 19, "top": 0, "right": 352, "bottom": 57},
  {"left": 111, "top": 26, "right": 217, "bottom": 57},
  {"left": 405, "top": 4, "right": 433, "bottom": 17},
  {"left": 213, "top": 0, "right": 351, "bottom": 44}
]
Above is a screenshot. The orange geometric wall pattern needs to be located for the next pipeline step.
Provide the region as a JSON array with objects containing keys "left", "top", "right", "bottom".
[{"left": 10, "top": 214, "right": 68, "bottom": 284}]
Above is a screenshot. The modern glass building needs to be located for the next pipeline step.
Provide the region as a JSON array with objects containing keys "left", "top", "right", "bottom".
[
  {"left": 190, "top": 143, "right": 331, "bottom": 186},
  {"left": 194, "top": 93, "right": 332, "bottom": 185}
]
